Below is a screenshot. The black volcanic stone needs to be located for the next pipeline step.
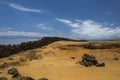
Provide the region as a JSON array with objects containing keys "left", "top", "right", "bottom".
[
  {"left": 39, "top": 78, "right": 48, "bottom": 80},
  {"left": 95, "top": 63, "right": 105, "bottom": 67},
  {"left": 8, "top": 68, "right": 19, "bottom": 78},
  {"left": 79, "top": 54, "right": 105, "bottom": 67},
  {"left": 71, "top": 56, "right": 76, "bottom": 59}
]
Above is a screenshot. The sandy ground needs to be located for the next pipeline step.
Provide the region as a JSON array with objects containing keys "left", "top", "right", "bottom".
[{"left": 0, "top": 41, "right": 120, "bottom": 80}]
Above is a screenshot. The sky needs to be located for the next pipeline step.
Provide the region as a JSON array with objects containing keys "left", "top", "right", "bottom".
[{"left": 0, "top": 0, "right": 120, "bottom": 44}]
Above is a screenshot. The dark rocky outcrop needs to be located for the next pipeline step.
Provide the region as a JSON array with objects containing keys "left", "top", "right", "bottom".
[
  {"left": 81, "top": 42, "right": 120, "bottom": 49},
  {"left": 7, "top": 68, "right": 35, "bottom": 80},
  {"left": 8, "top": 68, "right": 20, "bottom": 78},
  {"left": 78, "top": 54, "right": 105, "bottom": 67},
  {"left": 0, "top": 37, "right": 86, "bottom": 58},
  {"left": 0, "top": 61, "right": 20, "bottom": 69}
]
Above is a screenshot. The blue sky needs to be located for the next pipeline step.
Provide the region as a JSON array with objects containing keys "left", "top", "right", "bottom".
[{"left": 0, "top": 0, "right": 120, "bottom": 43}]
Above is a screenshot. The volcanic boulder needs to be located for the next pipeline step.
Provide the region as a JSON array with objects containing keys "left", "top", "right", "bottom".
[
  {"left": 8, "top": 68, "right": 20, "bottom": 78},
  {"left": 39, "top": 78, "right": 48, "bottom": 80},
  {"left": 78, "top": 54, "right": 105, "bottom": 67}
]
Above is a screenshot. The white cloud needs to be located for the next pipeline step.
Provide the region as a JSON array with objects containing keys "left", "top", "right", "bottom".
[
  {"left": 0, "top": 30, "right": 46, "bottom": 37},
  {"left": 56, "top": 18, "right": 80, "bottom": 28},
  {"left": 8, "top": 3, "right": 41, "bottom": 13},
  {"left": 56, "top": 18, "right": 120, "bottom": 40},
  {"left": 37, "top": 23, "right": 53, "bottom": 31}
]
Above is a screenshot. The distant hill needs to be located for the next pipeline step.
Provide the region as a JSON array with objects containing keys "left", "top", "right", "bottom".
[{"left": 0, "top": 36, "right": 88, "bottom": 58}]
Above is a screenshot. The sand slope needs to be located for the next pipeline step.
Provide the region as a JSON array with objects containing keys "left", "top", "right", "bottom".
[{"left": 0, "top": 41, "right": 120, "bottom": 80}]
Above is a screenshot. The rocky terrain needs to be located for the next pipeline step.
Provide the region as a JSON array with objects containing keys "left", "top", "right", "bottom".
[
  {"left": 0, "top": 37, "right": 86, "bottom": 58},
  {"left": 0, "top": 38, "right": 120, "bottom": 80}
]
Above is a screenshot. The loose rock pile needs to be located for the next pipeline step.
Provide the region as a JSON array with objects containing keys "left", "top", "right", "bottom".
[
  {"left": 0, "top": 68, "right": 48, "bottom": 80},
  {"left": 7, "top": 68, "right": 35, "bottom": 80},
  {"left": 78, "top": 54, "right": 105, "bottom": 67}
]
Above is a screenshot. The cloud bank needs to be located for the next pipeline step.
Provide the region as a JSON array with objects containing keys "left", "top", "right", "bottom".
[
  {"left": 57, "top": 18, "right": 120, "bottom": 40},
  {"left": 0, "top": 30, "right": 46, "bottom": 37}
]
